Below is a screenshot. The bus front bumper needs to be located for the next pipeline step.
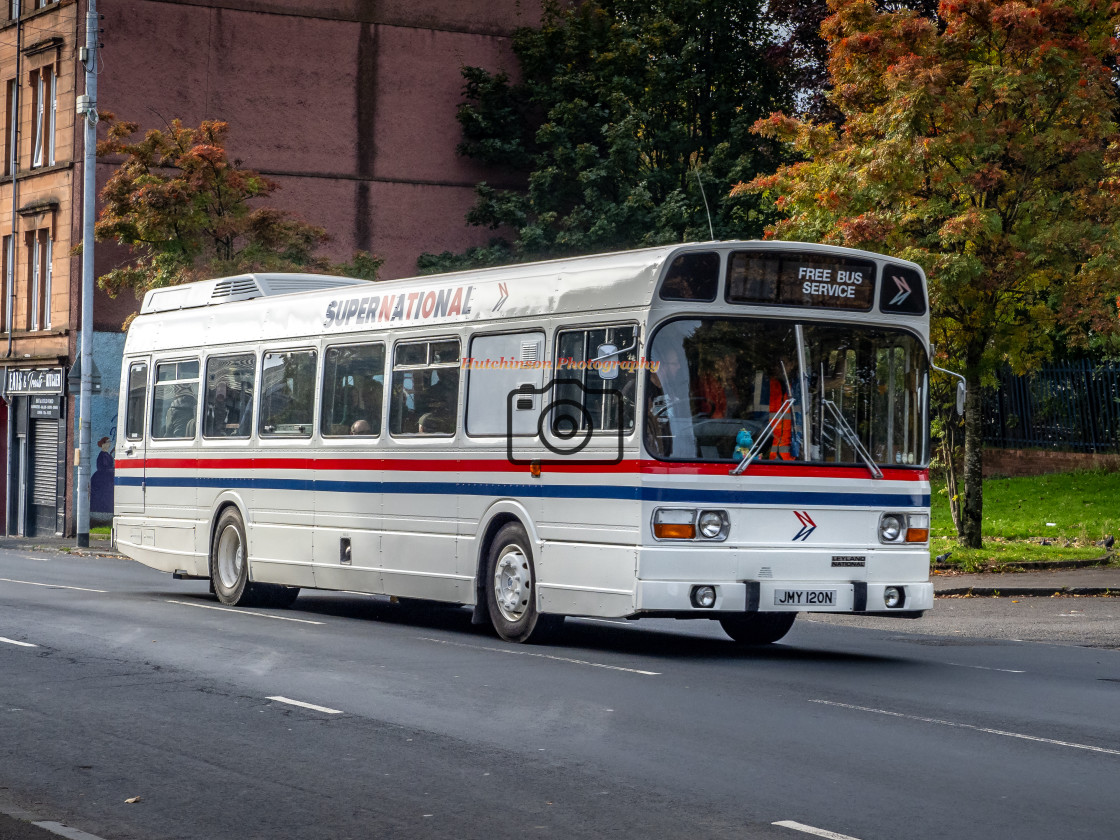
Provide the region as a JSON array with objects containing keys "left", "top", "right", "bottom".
[{"left": 634, "top": 579, "right": 934, "bottom": 616}]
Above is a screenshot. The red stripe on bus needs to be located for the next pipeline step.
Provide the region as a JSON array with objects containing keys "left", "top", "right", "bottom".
[{"left": 116, "top": 456, "right": 927, "bottom": 481}]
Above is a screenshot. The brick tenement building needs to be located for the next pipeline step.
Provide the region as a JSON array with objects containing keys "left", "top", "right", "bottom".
[{"left": 0, "top": 0, "right": 535, "bottom": 536}]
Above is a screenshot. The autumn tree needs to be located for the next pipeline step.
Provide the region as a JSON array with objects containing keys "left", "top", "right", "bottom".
[
  {"left": 735, "top": 0, "right": 1120, "bottom": 548},
  {"left": 96, "top": 118, "right": 381, "bottom": 303},
  {"left": 419, "top": 0, "right": 793, "bottom": 271}
]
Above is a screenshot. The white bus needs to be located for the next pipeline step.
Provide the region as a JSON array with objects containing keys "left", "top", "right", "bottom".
[{"left": 113, "top": 241, "right": 934, "bottom": 644}]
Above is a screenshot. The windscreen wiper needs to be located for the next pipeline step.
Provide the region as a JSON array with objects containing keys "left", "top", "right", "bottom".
[
  {"left": 729, "top": 399, "right": 793, "bottom": 476},
  {"left": 821, "top": 399, "right": 883, "bottom": 479}
]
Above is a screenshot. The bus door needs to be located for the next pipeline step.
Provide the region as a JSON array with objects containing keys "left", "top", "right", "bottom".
[{"left": 116, "top": 358, "right": 150, "bottom": 515}]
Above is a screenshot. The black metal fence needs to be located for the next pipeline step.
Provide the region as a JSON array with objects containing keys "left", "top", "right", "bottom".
[{"left": 982, "top": 360, "right": 1120, "bottom": 453}]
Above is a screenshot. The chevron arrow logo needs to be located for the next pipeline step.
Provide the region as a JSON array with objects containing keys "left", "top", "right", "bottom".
[
  {"left": 493, "top": 282, "right": 509, "bottom": 312},
  {"left": 889, "top": 275, "right": 911, "bottom": 306},
  {"left": 792, "top": 511, "right": 817, "bottom": 541}
]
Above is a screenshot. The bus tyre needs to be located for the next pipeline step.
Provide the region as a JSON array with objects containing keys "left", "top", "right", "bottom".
[
  {"left": 719, "top": 612, "right": 796, "bottom": 645},
  {"left": 211, "top": 508, "right": 256, "bottom": 606},
  {"left": 485, "top": 523, "right": 562, "bottom": 643}
]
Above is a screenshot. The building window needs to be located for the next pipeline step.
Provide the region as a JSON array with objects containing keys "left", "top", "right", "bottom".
[
  {"left": 1, "top": 235, "right": 12, "bottom": 333},
  {"left": 30, "top": 65, "right": 55, "bottom": 169},
  {"left": 4, "top": 79, "right": 15, "bottom": 176},
  {"left": 26, "top": 229, "right": 50, "bottom": 330}
]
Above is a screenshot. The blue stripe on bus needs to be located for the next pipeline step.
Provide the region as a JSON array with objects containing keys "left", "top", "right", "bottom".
[{"left": 115, "top": 475, "right": 928, "bottom": 507}]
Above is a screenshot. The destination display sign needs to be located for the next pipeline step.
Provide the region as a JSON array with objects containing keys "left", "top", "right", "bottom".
[{"left": 726, "top": 251, "right": 876, "bottom": 311}]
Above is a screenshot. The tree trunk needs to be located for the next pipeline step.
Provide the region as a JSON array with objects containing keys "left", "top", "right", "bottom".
[{"left": 960, "top": 363, "right": 984, "bottom": 549}]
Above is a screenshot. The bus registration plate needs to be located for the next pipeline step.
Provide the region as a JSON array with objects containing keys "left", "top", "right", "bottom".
[{"left": 774, "top": 589, "right": 836, "bottom": 607}]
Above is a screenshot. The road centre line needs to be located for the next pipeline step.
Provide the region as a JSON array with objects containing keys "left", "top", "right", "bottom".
[
  {"left": 166, "top": 600, "right": 325, "bottom": 624},
  {"left": 0, "top": 577, "right": 107, "bottom": 593},
  {"left": 773, "top": 820, "right": 862, "bottom": 840},
  {"left": 418, "top": 636, "right": 660, "bottom": 675},
  {"left": 947, "top": 662, "right": 1025, "bottom": 673},
  {"left": 267, "top": 696, "right": 343, "bottom": 715},
  {"left": 0, "top": 636, "right": 37, "bottom": 647},
  {"left": 31, "top": 821, "right": 112, "bottom": 840},
  {"left": 810, "top": 699, "right": 1120, "bottom": 756}
]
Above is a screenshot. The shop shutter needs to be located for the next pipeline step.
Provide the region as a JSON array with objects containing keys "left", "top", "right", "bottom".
[{"left": 32, "top": 419, "right": 58, "bottom": 506}]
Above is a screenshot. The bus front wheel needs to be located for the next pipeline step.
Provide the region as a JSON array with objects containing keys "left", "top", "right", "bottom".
[
  {"left": 485, "top": 523, "right": 562, "bottom": 643},
  {"left": 719, "top": 613, "right": 796, "bottom": 645},
  {"left": 211, "top": 508, "right": 255, "bottom": 606}
]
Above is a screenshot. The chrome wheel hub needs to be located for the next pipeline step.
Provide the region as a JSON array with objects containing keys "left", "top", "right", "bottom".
[
  {"left": 217, "top": 525, "right": 244, "bottom": 590},
  {"left": 493, "top": 545, "right": 531, "bottom": 622}
]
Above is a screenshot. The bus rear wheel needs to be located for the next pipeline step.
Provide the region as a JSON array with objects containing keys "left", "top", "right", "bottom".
[
  {"left": 211, "top": 508, "right": 256, "bottom": 606},
  {"left": 485, "top": 523, "right": 562, "bottom": 643},
  {"left": 719, "top": 613, "right": 796, "bottom": 645}
]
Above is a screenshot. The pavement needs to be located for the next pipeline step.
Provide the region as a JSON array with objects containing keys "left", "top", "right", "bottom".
[{"left": 3, "top": 534, "right": 1118, "bottom": 599}]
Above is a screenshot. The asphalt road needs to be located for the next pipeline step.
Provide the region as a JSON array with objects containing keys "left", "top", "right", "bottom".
[{"left": 1, "top": 547, "right": 1118, "bottom": 840}]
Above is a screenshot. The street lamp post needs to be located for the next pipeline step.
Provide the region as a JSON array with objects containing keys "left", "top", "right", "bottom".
[{"left": 75, "top": 0, "right": 98, "bottom": 547}]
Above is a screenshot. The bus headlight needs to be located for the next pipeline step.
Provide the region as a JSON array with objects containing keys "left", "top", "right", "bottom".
[
  {"left": 879, "top": 514, "right": 904, "bottom": 543},
  {"left": 884, "top": 586, "right": 904, "bottom": 608},
  {"left": 697, "top": 510, "right": 729, "bottom": 540},
  {"left": 879, "top": 513, "right": 930, "bottom": 544}
]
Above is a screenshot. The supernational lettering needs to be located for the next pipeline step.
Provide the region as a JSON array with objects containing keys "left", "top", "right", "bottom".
[{"left": 324, "top": 285, "right": 474, "bottom": 328}]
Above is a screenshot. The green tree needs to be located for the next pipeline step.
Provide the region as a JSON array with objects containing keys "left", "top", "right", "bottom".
[
  {"left": 419, "top": 0, "right": 793, "bottom": 272},
  {"left": 96, "top": 117, "right": 381, "bottom": 304},
  {"left": 735, "top": 0, "right": 1120, "bottom": 548}
]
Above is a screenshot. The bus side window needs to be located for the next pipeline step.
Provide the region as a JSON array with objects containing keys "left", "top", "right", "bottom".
[
  {"left": 659, "top": 252, "right": 719, "bottom": 301},
  {"left": 322, "top": 343, "right": 385, "bottom": 436},
  {"left": 390, "top": 339, "right": 460, "bottom": 436},
  {"left": 203, "top": 353, "right": 256, "bottom": 439},
  {"left": 554, "top": 325, "right": 637, "bottom": 434},
  {"left": 259, "top": 349, "right": 317, "bottom": 437},
  {"left": 150, "top": 359, "right": 200, "bottom": 440},
  {"left": 125, "top": 362, "right": 148, "bottom": 440}
]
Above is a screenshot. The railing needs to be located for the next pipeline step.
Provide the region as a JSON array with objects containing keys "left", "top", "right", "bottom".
[{"left": 982, "top": 360, "right": 1120, "bottom": 453}]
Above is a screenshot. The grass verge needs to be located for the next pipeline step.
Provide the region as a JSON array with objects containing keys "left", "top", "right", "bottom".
[{"left": 930, "top": 469, "right": 1119, "bottom": 571}]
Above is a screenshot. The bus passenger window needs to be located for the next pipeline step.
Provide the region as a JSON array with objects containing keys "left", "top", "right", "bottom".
[
  {"left": 390, "top": 339, "right": 460, "bottom": 436},
  {"left": 322, "top": 343, "right": 385, "bottom": 437},
  {"left": 259, "top": 350, "right": 317, "bottom": 437},
  {"left": 554, "top": 325, "right": 637, "bottom": 434},
  {"left": 125, "top": 362, "right": 148, "bottom": 440},
  {"left": 203, "top": 353, "right": 256, "bottom": 438},
  {"left": 151, "top": 359, "right": 200, "bottom": 440}
]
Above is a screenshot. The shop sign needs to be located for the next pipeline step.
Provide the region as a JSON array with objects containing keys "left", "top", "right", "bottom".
[
  {"left": 6, "top": 367, "right": 64, "bottom": 395},
  {"left": 30, "top": 395, "right": 61, "bottom": 419}
]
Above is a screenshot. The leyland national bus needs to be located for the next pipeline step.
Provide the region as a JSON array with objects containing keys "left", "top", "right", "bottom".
[{"left": 113, "top": 241, "right": 936, "bottom": 645}]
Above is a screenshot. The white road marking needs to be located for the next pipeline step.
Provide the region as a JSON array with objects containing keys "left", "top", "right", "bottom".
[
  {"left": 32, "top": 821, "right": 112, "bottom": 840},
  {"left": 0, "top": 577, "right": 107, "bottom": 593},
  {"left": 166, "top": 600, "right": 324, "bottom": 624},
  {"left": 577, "top": 617, "right": 631, "bottom": 626},
  {"left": 267, "top": 696, "right": 343, "bottom": 715},
  {"left": 811, "top": 699, "right": 1120, "bottom": 756},
  {"left": 947, "top": 662, "right": 1025, "bottom": 673},
  {"left": 773, "top": 820, "right": 862, "bottom": 839},
  {"left": 418, "top": 636, "right": 660, "bottom": 675},
  {"left": 0, "top": 636, "right": 37, "bottom": 647}
]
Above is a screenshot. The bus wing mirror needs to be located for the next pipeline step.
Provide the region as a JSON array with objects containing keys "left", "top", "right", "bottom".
[
  {"left": 593, "top": 343, "right": 620, "bottom": 381},
  {"left": 956, "top": 381, "right": 966, "bottom": 416}
]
